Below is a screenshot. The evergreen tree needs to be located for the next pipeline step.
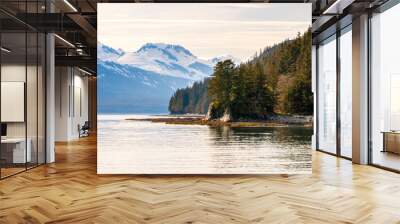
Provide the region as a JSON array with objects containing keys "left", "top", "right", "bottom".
[
  {"left": 169, "top": 79, "right": 211, "bottom": 114},
  {"left": 168, "top": 28, "right": 313, "bottom": 118}
]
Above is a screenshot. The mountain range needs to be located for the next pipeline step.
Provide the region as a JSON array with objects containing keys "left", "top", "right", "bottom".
[{"left": 97, "top": 42, "right": 240, "bottom": 114}]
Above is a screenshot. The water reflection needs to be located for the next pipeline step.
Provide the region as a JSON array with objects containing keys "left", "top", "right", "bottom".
[
  {"left": 206, "top": 126, "right": 312, "bottom": 172},
  {"left": 208, "top": 126, "right": 312, "bottom": 145},
  {"left": 98, "top": 115, "right": 312, "bottom": 174}
]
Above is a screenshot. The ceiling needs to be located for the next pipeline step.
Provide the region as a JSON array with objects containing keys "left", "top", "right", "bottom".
[{"left": 0, "top": 0, "right": 390, "bottom": 75}]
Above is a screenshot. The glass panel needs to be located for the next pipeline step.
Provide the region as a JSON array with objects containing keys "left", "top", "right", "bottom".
[
  {"left": 1, "top": 31, "right": 27, "bottom": 177},
  {"left": 317, "top": 36, "right": 337, "bottom": 154},
  {"left": 340, "top": 27, "right": 352, "bottom": 158},
  {"left": 0, "top": 1, "right": 46, "bottom": 178},
  {"left": 26, "top": 0, "right": 39, "bottom": 169},
  {"left": 371, "top": 3, "right": 400, "bottom": 171},
  {"left": 27, "top": 31, "right": 38, "bottom": 169}
]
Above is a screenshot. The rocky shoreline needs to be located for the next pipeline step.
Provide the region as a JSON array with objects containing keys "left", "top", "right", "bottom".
[{"left": 126, "top": 114, "right": 313, "bottom": 127}]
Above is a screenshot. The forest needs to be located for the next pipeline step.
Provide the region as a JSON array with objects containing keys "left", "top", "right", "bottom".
[
  {"left": 169, "top": 29, "right": 312, "bottom": 119},
  {"left": 168, "top": 79, "right": 211, "bottom": 114}
]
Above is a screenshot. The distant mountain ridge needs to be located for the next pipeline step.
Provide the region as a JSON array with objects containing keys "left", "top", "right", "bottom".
[
  {"left": 98, "top": 42, "right": 124, "bottom": 61},
  {"left": 98, "top": 42, "right": 240, "bottom": 81},
  {"left": 97, "top": 42, "right": 240, "bottom": 114}
]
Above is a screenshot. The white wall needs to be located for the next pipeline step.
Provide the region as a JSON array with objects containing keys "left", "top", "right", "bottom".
[
  {"left": 55, "top": 66, "right": 70, "bottom": 141},
  {"left": 1, "top": 65, "right": 26, "bottom": 140},
  {"left": 1, "top": 63, "right": 46, "bottom": 164},
  {"left": 71, "top": 73, "right": 89, "bottom": 138},
  {"left": 55, "top": 67, "right": 89, "bottom": 141}
]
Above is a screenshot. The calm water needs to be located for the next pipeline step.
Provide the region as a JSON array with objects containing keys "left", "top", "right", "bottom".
[{"left": 98, "top": 114, "right": 312, "bottom": 174}]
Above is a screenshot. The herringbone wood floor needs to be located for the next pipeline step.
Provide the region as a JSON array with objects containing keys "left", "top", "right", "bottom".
[{"left": 1, "top": 135, "right": 400, "bottom": 224}]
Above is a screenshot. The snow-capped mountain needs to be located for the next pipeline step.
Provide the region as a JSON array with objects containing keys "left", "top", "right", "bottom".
[
  {"left": 97, "top": 42, "right": 124, "bottom": 62},
  {"left": 98, "top": 42, "right": 241, "bottom": 81},
  {"left": 97, "top": 42, "right": 241, "bottom": 113},
  {"left": 119, "top": 44, "right": 206, "bottom": 80}
]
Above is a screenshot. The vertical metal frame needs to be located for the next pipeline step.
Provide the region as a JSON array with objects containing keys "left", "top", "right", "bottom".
[
  {"left": 36, "top": 0, "right": 39, "bottom": 167},
  {"left": 336, "top": 26, "right": 341, "bottom": 157},
  {"left": 315, "top": 44, "right": 320, "bottom": 151},
  {"left": 24, "top": 1, "right": 28, "bottom": 171},
  {"left": 367, "top": 11, "right": 373, "bottom": 165},
  {"left": 44, "top": 0, "right": 48, "bottom": 165},
  {"left": 0, "top": 23, "right": 2, "bottom": 179},
  {"left": 69, "top": 69, "right": 71, "bottom": 117},
  {"left": 73, "top": 68, "right": 75, "bottom": 118}
]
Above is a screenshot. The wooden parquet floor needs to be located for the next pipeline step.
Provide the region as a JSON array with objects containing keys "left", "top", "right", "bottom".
[{"left": 1, "top": 135, "right": 400, "bottom": 224}]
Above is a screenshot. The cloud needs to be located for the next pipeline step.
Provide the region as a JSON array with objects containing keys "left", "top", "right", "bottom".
[{"left": 98, "top": 3, "right": 311, "bottom": 61}]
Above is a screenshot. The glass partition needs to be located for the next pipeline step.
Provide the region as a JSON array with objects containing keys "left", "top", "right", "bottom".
[
  {"left": 27, "top": 30, "right": 38, "bottom": 169},
  {"left": 1, "top": 31, "right": 28, "bottom": 177},
  {"left": 339, "top": 26, "right": 352, "bottom": 158},
  {"left": 317, "top": 35, "right": 337, "bottom": 154},
  {"left": 0, "top": 2, "right": 46, "bottom": 179},
  {"left": 370, "top": 3, "right": 400, "bottom": 171}
]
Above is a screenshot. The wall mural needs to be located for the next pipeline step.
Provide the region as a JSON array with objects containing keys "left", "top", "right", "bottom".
[{"left": 97, "top": 3, "right": 313, "bottom": 174}]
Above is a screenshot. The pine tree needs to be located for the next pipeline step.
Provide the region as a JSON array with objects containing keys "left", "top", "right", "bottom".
[{"left": 168, "top": 28, "right": 313, "bottom": 118}]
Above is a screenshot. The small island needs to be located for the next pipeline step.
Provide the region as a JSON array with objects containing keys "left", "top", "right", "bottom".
[{"left": 126, "top": 114, "right": 312, "bottom": 127}]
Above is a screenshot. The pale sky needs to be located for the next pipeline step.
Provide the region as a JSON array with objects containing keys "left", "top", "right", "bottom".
[{"left": 98, "top": 3, "right": 311, "bottom": 61}]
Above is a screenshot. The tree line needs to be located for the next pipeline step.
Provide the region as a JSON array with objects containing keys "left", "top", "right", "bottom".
[
  {"left": 169, "top": 29, "right": 312, "bottom": 119},
  {"left": 169, "top": 79, "right": 211, "bottom": 114}
]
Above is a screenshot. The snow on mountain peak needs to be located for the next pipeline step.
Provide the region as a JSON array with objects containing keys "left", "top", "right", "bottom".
[
  {"left": 137, "top": 43, "right": 194, "bottom": 57},
  {"left": 115, "top": 42, "right": 210, "bottom": 80},
  {"left": 98, "top": 42, "right": 125, "bottom": 62},
  {"left": 98, "top": 42, "right": 240, "bottom": 81}
]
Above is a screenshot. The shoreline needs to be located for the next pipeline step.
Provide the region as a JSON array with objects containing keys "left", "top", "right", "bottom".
[{"left": 126, "top": 114, "right": 313, "bottom": 128}]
